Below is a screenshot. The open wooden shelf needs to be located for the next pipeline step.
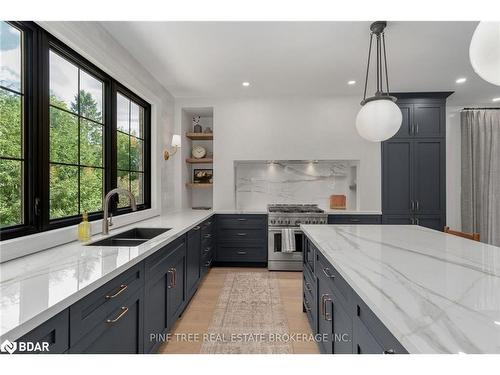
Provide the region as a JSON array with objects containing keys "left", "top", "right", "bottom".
[
  {"left": 186, "top": 158, "right": 213, "bottom": 164},
  {"left": 186, "top": 183, "right": 213, "bottom": 188},
  {"left": 186, "top": 132, "right": 213, "bottom": 140}
]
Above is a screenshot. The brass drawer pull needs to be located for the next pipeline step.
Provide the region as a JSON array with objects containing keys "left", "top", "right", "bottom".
[
  {"left": 383, "top": 349, "right": 395, "bottom": 354},
  {"left": 237, "top": 251, "right": 247, "bottom": 255},
  {"left": 350, "top": 218, "right": 361, "bottom": 222},
  {"left": 304, "top": 282, "right": 312, "bottom": 292},
  {"left": 236, "top": 233, "right": 247, "bottom": 236},
  {"left": 105, "top": 284, "right": 128, "bottom": 299},
  {"left": 106, "top": 306, "right": 129, "bottom": 323},
  {"left": 304, "top": 300, "right": 311, "bottom": 312},
  {"left": 322, "top": 267, "right": 335, "bottom": 279},
  {"left": 322, "top": 294, "right": 332, "bottom": 321},
  {"left": 205, "top": 260, "right": 212, "bottom": 267},
  {"left": 237, "top": 218, "right": 247, "bottom": 221},
  {"left": 204, "top": 234, "right": 211, "bottom": 238},
  {"left": 194, "top": 226, "right": 201, "bottom": 230},
  {"left": 172, "top": 268, "right": 177, "bottom": 287},
  {"left": 204, "top": 247, "right": 211, "bottom": 253},
  {"left": 167, "top": 268, "right": 175, "bottom": 288}
]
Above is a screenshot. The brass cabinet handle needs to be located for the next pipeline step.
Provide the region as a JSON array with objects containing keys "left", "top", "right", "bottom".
[
  {"left": 415, "top": 122, "right": 419, "bottom": 134},
  {"left": 204, "top": 234, "right": 211, "bottom": 238},
  {"left": 105, "top": 284, "right": 128, "bottom": 299},
  {"left": 106, "top": 306, "right": 129, "bottom": 323},
  {"left": 411, "top": 200, "right": 415, "bottom": 211},
  {"left": 204, "top": 247, "right": 211, "bottom": 253},
  {"left": 193, "top": 226, "right": 201, "bottom": 230},
  {"left": 350, "top": 218, "right": 361, "bottom": 223},
  {"left": 323, "top": 267, "right": 335, "bottom": 279},
  {"left": 167, "top": 268, "right": 175, "bottom": 288},
  {"left": 237, "top": 218, "right": 247, "bottom": 221},
  {"left": 205, "top": 260, "right": 212, "bottom": 267},
  {"left": 237, "top": 250, "right": 247, "bottom": 255},
  {"left": 173, "top": 268, "right": 177, "bottom": 287},
  {"left": 416, "top": 200, "right": 420, "bottom": 211},
  {"left": 236, "top": 233, "right": 247, "bottom": 236},
  {"left": 304, "top": 282, "right": 312, "bottom": 292},
  {"left": 322, "top": 294, "right": 333, "bottom": 321}
]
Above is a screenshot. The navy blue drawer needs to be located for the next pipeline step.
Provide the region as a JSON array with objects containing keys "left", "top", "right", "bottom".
[
  {"left": 217, "top": 228, "right": 266, "bottom": 242},
  {"left": 315, "top": 251, "right": 352, "bottom": 309},
  {"left": 69, "top": 262, "right": 144, "bottom": 346},
  {"left": 328, "top": 215, "right": 381, "bottom": 225},
  {"left": 353, "top": 293, "right": 408, "bottom": 354},
  {"left": 17, "top": 309, "right": 69, "bottom": 354},
  {"left": 217, "top": 243, "right": 267, "bottom": 262},
  {"left": 217, "top": 214, "right": 267, "bottom": 229}
]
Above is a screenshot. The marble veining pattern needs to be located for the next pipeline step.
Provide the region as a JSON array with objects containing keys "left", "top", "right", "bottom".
[
  {"left": 235, "top": 160, "right": 358, "bottom": 211},
  {"left": 0, "top": 210, "right": 214, "bottom": 341},
  {"left": 300, "top": 224, "right": 500, "bottom": 354}
]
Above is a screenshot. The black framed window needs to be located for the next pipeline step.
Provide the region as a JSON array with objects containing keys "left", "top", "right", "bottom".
[
  {"left": 116, "top": 91, "right": 148, "bottom": 208},
  {"left": 0, "top": 22, "right": 26, "bottom": 229},
  {"left": 0, "top": 22, "right": 151, "bottom": 241},
  {"left": 48, "top": 49, "right": 105, "bottom": 220}
]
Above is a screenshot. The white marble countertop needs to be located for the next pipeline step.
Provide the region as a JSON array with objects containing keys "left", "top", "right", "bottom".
[
  {"left": 0, "top": 209, "right": 214, "bottom": 341},
  {"left": 300, "top": 224, "right": 500, "bottom": 354}
]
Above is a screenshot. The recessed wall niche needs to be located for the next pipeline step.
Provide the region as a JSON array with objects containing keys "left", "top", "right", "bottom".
[{"left": 234, "top": 160, "right": 359, "bottom": 211}]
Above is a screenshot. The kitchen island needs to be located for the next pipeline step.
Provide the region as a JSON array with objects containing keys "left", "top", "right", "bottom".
[{"left": 300, "top": 224, "right": 500, "bottom": 354}]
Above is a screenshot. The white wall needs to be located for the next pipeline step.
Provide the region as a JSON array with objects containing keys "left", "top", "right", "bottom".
[
  {"left": 446, "top": 106, "right": 462, "bottom": 230},
  {"left": 175, "top": 96, "right": 382, "bottom": 212}
]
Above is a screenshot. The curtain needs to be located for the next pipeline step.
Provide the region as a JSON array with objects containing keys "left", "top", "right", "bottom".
[{"left": 461, "top": 109, "right": 500, "bottom": 246}]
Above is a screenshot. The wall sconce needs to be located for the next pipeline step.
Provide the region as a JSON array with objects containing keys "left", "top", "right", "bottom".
[{"left": 164, "top": 134, "right": 181, "bottom": 160}]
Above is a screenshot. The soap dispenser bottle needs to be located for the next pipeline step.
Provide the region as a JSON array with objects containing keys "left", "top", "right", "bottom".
[{"left": 78, "top": 211, "right": 91, "bottom": 242}]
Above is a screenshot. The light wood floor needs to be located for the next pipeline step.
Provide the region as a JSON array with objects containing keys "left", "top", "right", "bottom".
[{"left": 159, "top": 267, "right": 319, "bottom": 354}]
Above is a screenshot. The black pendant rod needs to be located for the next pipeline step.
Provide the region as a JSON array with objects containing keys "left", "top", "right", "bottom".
[
  {"left": 362, "top": 33, "right": 374, "bottom": 102},
  {"left": 382, "top": 33, "right": 390, "bottom": 95}
]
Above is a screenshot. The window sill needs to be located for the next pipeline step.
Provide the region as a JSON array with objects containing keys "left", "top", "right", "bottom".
[{"left": 0, "top": 207, "right": 160, "bottom": 263}]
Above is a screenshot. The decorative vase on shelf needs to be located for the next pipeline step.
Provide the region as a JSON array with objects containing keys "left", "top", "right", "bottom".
[
  {"left": 203, "top": 127, "right": 213, "bottom": 134},
  {"left": 193, "top": 116, "right": 202, "bottom": 133}
]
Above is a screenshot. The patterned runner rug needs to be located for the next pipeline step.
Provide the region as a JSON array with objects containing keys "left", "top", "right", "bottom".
[{"left": 200, "top": 272, "right": 293, "bottom": 354}]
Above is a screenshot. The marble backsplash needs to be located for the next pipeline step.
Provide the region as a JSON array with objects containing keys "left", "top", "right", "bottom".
[{"left": 235, "top": 160, "right": 358, "bottom": 211}]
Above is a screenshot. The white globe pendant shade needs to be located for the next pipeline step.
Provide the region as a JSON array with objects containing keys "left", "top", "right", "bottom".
[
  {"left": 469, "top": 22, "right": 500, "bottom": 86},
  {"left": 356, "top": 99, "right": 402, "bottom": 142}
]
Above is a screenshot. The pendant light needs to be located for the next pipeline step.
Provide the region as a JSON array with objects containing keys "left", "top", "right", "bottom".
[
  {"left": 356, "top": 21, "right": 402, "bottom": 142},
  {"left": 469, "top": 22, "right": 500, "bottom": 86}
]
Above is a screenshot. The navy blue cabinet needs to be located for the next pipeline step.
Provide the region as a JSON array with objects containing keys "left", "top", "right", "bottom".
[
  {"left": 166, "top": 241, "right": 186, "bottom": 328},
  {"left": 304, "top": 237, "right": 407, "bottom": 354},
  {"left": 216, "top": 214, "right": 267, "bottom": 264},
  {"left": 14, "top": 216, "right": 217, "bottom": 354},
  {"left": 70, "top": 288, "right": 144, "bottom": 354},
  {"left": 382, "top": 94, "right": 449, "bottom": 231},
  {"left": 17, "top": 309, "right": 69, "bottom": 354},
  {"left": 186, "top": 225, "right": 201, "bottom": 298}
]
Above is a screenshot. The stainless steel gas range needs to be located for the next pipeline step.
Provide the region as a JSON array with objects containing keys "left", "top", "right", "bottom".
[{"left": 267, "top": 204, "right": 328, "bottom": 271}]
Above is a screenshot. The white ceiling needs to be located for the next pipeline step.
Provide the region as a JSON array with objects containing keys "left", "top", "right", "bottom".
[{"left": 100, "top": 21, "right": 500, "bottom": 106}]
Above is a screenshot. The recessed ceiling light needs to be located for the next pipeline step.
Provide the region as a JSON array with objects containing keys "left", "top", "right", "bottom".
[
  {"left": 492, "top": 97, "right": 500, "bottom": 102},
  {"left": 348, "top": 80, "right": 356, "bottom": 85},
  {"left": 242, "top": 82, "right": 250, "bottom": 87},
  {"left": 456, "top": 77, "right": 467, "bottom": 84}
]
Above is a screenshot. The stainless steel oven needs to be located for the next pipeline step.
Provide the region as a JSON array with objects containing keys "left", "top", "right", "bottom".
[{"left": 268, "top": 227, "right": 304, "bottom": 271}]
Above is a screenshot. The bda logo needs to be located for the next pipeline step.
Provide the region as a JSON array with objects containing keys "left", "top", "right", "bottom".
[{"left": 1, "top": 339, "right": 17, "bottom": 354}]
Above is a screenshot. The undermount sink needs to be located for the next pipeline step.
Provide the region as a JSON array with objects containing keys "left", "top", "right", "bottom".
[{"left": 87, "top": 227, "right": 171, "bottom": 247}]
